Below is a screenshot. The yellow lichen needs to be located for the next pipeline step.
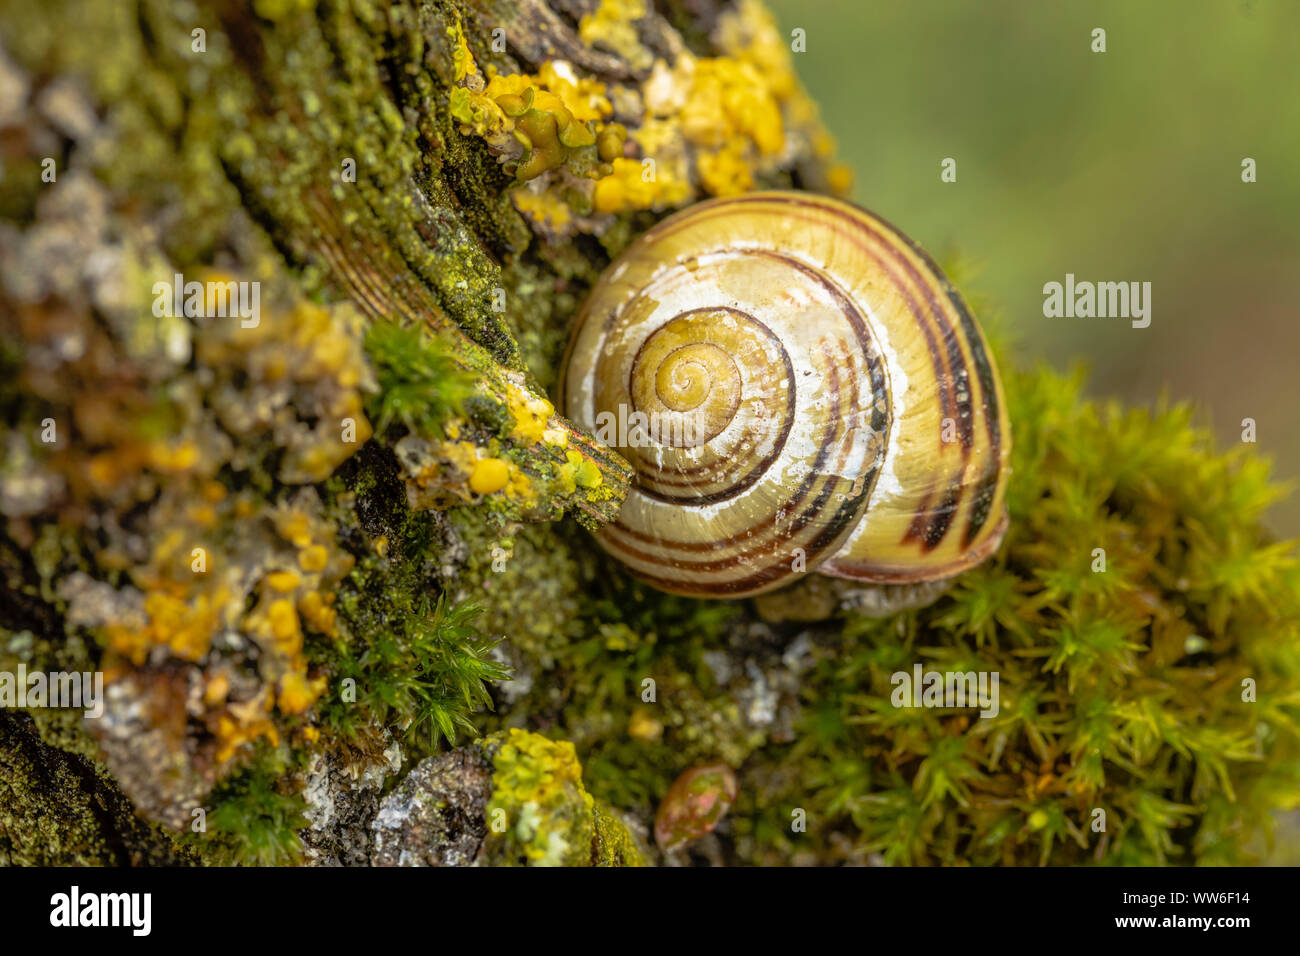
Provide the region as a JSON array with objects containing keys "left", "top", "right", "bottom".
[
  {"left": 25, "top": 274, "right": 370, "bottom": 774},
  {"left": 512, "top": 187, "right": 574, "bottom": 228},
  {"left": 277, "top": 670, "right": 325, "bottom": 715},
  {"left": 267, "top": 599, "right": 300, "bottom": 646},
  {"left": 697, "top": 141, "right": 755, "bottom": 197},
  {"left": 828, "top": 162, "right": 854, "bottom": 194},
  {"left": 297, "top": 590, "right": 337, "bottom": 636},
  {"left": 715, "top": 0, "right": 800, "bottom": 99},
  {"left": 576, "top": 0, "right": 851, "bottom": 216},
  {"left": 531, "top": 62, "right": 614, "bottom": 123},
  {"left": 215, "top": 710, "right": 279, "bottom": 765},
  {"left": 99, "top": 490, "right": 353, "bottom": 764},
  {"left": 448, "top": 32, "right": 638, "bottom": 231},
  {"left": 203, "top": 672, "right": 230, "bottom": 706},
  {"left": 276, "top": 511, "right": 313, "bottom": 548},
  {"left": 298, "top": 543, "right": 329, "bottom": 573},
  {"left": 192, "top": 289, "right": 374, "bottom": 483},
  {"left": 593, "top": 156, "right": 691, "bottom": 213},
  {"left": 714, "top": 0, "right": 851, "bottom": 196},
  {"left": 452, "top": 63, "right": 617, "bottom": 188},
  {"left": 558, "top": 449, "right": 604, "bottom": 494},
  {"left": 447, "top": 0, "right": 846, "bottom": 227},
  {"left": 505, "top": 384, "right": 554, "bottom": 446},
  {"left": 628, "top": 709, "right": 664, "bottom": 742},
  {"left": 486, "top": 67, "right": 612, "bottom": 125},
  {"left": 188, "top": 503, "right": 218, "bottom": 529},
  {"left": 675, "top": 57, "right": 784, "bottom": 155},
  {"left": 104, "top": 589, "right": 232, "bottom": 665},
  {"left": 579, "top": 0, "right": 653, "bottom": 72},
  {"left": 470, "top": 457, "right": 511, "bottom": 495},
  {"left": 147, "top": 439, "right": 201, "bottom": 473},
  {"left": 631, "top": 51, "right": 787, "bottom": 203},
  {"left": 411, "top": 439, "right": 540, "bottom": 509},
  {"left": 265, "top": 570, "right": 300, "bottom": 592},
  {"left": 448, "top": 14, "right": 477, "bottom": 82}
]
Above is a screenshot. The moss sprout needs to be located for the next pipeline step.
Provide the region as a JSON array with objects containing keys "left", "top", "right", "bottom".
[{"left": 364, "top": 321, "right": 480, "bottom": 439}]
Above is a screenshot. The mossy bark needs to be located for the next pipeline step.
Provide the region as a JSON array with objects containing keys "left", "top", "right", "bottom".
[
  {"left": 0, "top": 0, "right": 835, "bottom": 864},
  {"left": 0, "top": 709, "right": 199, "bottom": 865}
]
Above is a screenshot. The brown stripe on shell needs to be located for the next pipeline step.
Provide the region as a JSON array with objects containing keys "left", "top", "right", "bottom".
[
  {"left": 913, "top": 483, "right": 962, "bottom": 551},
  {"left": 787, "top": 197, "right": 978, "bottom": 456},
  {"left": 712, "top": 195, "right": 977, "bottom": 463},
  {"left": 902, "top": 488, "right": 933, "bottom": 548},
  {"left": 726, "top": 194, "right": 1006, "bottom": 554},
  {"left": 603, "top": 468, "right": 873, "bottom": 595},
  {"left": 886, "top": 229, "right": 1006, "bottom": 546},
  {"left": 815, "top": 196, "right": 1006, "bottom": 546},
  {"left": 962, "top": 467, "right": 1000, "bottom": 549},
  {"left": 660, "top": 197, "right": 967, "bottom": 452},
  {"left": 821, "top": 510, "right": 1010, "bottom": 586},
  {"left": 614, "top": 481, "right": 868, "bottom": 595},
  {"left": 720, "top": 196, "right": 984, "bottom": 555}
]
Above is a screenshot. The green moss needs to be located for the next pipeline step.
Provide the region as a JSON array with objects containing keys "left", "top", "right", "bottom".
[
  {"left": 317, "top": 478, "right": 508, "bottom": 757},
  {"left": 193, "top": 748, "right": 309, "bottom": 867},
  {"left": 364, "top": 320, "right": 481, "bottom": 438},
  {"left": 741, "top": 362, "right": 1298, "bottom": 865}
]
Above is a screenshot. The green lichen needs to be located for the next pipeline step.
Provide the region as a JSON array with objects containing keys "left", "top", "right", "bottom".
[
  {"left": 0, "top": 710, "right": 198, "bottom": 866},
  {"left": 480, "top": 727, "right": 643, "bottom": 866},
  {"left": 194, "top": 748, "right": 310, "bottom": 867},
  {"left": 449, "top": 517, "right": 585, "bottom": 669},
  {"left": 592, "top": 802, "right": 645, "bottom": 865}
]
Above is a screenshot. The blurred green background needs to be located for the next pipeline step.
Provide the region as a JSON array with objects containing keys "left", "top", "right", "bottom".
[{"left": 767, "top": 0, "right": 1300, "bottom": 536}]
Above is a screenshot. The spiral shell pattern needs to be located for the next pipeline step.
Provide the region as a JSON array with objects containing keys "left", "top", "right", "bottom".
[{"left": 561, "top": 192, "right": 1010, "bottom": 598}]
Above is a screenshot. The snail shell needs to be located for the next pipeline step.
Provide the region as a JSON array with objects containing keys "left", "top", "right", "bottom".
[{"left": 560, "top": 191, "right": 1010, "bottom": 599}]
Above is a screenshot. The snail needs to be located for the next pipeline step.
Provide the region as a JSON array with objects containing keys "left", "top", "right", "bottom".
[{"left": 560, "top": 191, "right": 1010, "bottom": 604}]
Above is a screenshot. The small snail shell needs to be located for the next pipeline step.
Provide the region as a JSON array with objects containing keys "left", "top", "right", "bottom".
[{"left": 560, "top": 191, "right": 1011, "bottom": 599}]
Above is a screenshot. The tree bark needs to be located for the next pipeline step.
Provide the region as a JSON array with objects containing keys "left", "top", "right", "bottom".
[{"left": 0, "top": 0, "right": 838, "bottom": 863}]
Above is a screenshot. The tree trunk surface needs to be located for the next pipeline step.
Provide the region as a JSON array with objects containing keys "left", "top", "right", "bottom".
[{"left": 0, "top": 0, "right": 840, "bottom": 864}]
